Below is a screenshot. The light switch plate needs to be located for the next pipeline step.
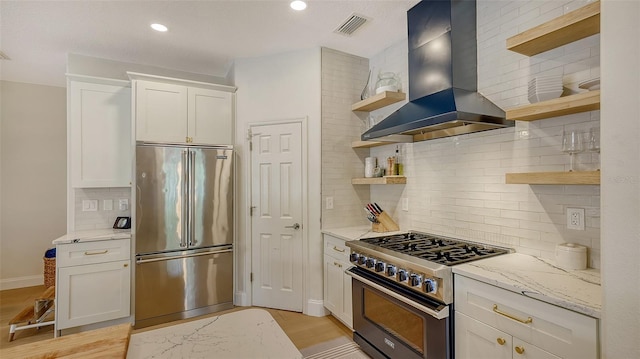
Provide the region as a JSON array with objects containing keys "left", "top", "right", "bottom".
[
  {"left": 402, "top": 198, "right": 409, "bottom": 211},
  {"left": 82, "top": 200, "right": 98, "bottom": 212},
  {"left": 326, "top": 197, "right": 334, "bottom": 210},
  {"left": 103, "top": 199, "right": 113, "bottom": 211}
]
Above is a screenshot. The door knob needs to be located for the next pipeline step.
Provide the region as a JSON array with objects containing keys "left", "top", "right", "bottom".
[{"left": 285, "top": 223, "right": 301, "bottom": 230}]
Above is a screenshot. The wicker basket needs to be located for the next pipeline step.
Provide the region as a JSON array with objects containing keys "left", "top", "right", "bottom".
[{"left": 43, "top": 257, "right": 56, "bottom": 288}]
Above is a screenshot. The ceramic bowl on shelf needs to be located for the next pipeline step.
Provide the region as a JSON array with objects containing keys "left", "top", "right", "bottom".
[{"left": 578, "top": 77, "right": 600, "bottom": 91}]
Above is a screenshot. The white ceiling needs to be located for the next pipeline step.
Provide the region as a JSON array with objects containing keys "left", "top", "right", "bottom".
[{"left": 0, "top": 0, "right": 420, "bottom": 87}]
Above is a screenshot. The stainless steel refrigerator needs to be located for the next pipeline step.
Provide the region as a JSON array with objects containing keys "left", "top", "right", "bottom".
[{"left": 134, "top": 143, "right": 234, "bottom": 328}]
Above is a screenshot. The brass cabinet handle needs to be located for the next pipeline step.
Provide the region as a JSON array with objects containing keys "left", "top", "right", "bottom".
[
  {"left": 515, "top": 346, "right": 525, "bottom": 355},
  {"left": 333, "top": 261, "right": 343, "bottom": 268},
  {"left": 84, "top": 250, "right": 108, "bottom": 255},
  {"left": 496, "top": 337, "right": 506, "bottom": 346},
  {"left": 332, "top": 246, "right": 345, "bottom": 253},
  {"left": 493, "top": 304, "right": 533, "bottom": 324}
]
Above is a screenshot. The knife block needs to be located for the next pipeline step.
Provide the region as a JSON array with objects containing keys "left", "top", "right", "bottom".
[{"left": 372, "top": 211, "right": 400, "bottom": 232}]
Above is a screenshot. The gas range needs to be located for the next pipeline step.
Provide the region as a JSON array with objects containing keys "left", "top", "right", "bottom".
[{"left": 346, "top": 231, "right": 511, "bottom": 304}]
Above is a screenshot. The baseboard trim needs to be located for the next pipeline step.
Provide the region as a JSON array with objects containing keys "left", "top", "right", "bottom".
[
  {"left": 305, "top": 298, "right": 329, "bottom": 317},
  {"left": 0, "top": 275, "right": 43, "bottom": 291},
  {"left": 234, "top": 291, "right": 250, "bottom": 306}
]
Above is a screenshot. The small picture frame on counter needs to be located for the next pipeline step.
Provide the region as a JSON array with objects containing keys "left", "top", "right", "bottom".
[{"left": 113, "top": 216, "right": 131, "bottom": 229}]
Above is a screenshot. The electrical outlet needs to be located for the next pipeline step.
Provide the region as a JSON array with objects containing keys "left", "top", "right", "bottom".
[
  {"left": 402, "top": 198, "right": 409, "bottom": 211},
  {"left": 82, "top": 200, "right": 98, "bottom": 212},
  {"left": 326, "top": 197, "right": 334, "bottom": 210},
  {"left": 567, "top": 207, "right": 585, "bottom": 230},
  {"left": 119, "top": 198, "right": 129, "bottom": 211},
  {"left": 103, "top": 199, "right": 113, "bottom": 211}
]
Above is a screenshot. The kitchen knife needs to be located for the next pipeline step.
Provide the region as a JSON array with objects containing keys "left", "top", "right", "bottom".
[
  {"left": 364, "top": 207, "right": 375, "bottom": 216},
  {"left": 373, "top": 203, "right": 383, "bottom": 213},
  {"left": 367, "top": 203, "right": 378, "bottom": 215}
]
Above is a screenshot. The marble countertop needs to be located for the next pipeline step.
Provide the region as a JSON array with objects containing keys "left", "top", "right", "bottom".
[
  {"left": 322, "top": 225, "right": 405, "bottom": 241},
  {"left": 322, "top": 226, "right": 601, "bottom": 318},
  {"left": 453, "top": 253, "right": 601, "bottom": 318},
  {"left": 52, "top": 228, "right": 131, "bottom": 244},
  {"left": 127, "top": 308, "right": 302, "bottom": 358}
]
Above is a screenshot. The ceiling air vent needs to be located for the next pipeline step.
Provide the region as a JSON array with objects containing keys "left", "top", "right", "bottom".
[{"left": 334, "top": 13, "right": 369, "bottom": 36}]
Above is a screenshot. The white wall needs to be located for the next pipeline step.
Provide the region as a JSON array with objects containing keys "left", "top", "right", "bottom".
[
  {"left": 600, "top": 1, "right": 640, "bottom": 358},
  {"left": 366, "top": 0, "right": 601, "bottom": 267},
  {"left": 67, "top": 54, "right": 228, "bottom": 85},
  {"left": 0, "top": 81, "right": 67, "bottom": 289},
  {"left": 321, "top": 48, "right": 371, "bottom": 229},
  {"left": 232, "top": 48, "right": 323, "bottom": 315}
]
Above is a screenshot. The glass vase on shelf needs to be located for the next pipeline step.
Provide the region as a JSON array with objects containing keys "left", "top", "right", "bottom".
[
  {"left": 588, "top": 127, "right": 600, "bottom": 171},
  {"left": 562, "top": 130, "right": 584, "bottom": 172}
]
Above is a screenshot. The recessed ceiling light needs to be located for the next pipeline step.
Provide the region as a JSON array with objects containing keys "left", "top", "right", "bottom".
[
  {"left": 290, "top": 1, "right": 307, "bottom": 11},
  {"left": 150, "top": 23, "right": 168, "bottom": 32}
]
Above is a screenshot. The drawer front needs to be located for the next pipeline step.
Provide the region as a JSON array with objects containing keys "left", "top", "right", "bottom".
[
  {"left": 454, "top": 275, "right": 598, "bottom": 359},
  {"left": 324, "top": 235, "right": 350, "bottom": 261},
  {"left": 57, "top": 238, "right": 130, "bottom": 267}
]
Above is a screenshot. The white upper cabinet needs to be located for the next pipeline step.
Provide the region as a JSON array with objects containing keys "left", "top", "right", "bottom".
[
  {"left": 129, "top": 73, "right": 236, "bottom": 145},
  {"left": 188, "top": 87, "right": 233, "bottom": 144},
  {"left": 69, "top": 77, "right": 132, "bottom": 188},
  {"left": 134, "top": 80, "right": 188, "bottom": 143}
]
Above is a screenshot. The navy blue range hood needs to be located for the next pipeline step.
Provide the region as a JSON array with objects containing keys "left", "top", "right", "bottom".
[{"left": 362, "top": 0, "right": 511, "bottom": 142}]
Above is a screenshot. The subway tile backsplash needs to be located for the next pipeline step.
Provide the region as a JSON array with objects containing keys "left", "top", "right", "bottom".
[
  {"left": 321, "top": 0, "right": 601, "bottom": 268},
  {"left": 74, "top": 187, "right": 131, "bottom": 230}
]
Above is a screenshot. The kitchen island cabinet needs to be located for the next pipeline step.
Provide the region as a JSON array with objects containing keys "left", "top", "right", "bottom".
[
  {"left": 323, "top": 234, "right": 353, "bottom": 329},
  {"left": 55, "top": 237, "right": 131, "bottom": 333},
  {"left": 128, "top": 72, "right": 236, "bottom": 145},
  {"left": 68, "top": 75, "right": 132, "bottom": 188}
]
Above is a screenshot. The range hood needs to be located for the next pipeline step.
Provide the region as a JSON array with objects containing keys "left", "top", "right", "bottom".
[{"left": 362, "top": 0, "right": 511, "bottom": 142}]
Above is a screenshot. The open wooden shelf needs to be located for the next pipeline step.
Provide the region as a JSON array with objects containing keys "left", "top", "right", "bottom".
[
  {"left": 506, "top": 1, "right": 600, "bottom": 56},
  {"left": 506, "top": 90, "right": 600, "bottom": 121},
  {"left": 352, "top": 176, "right": 407, "bottom": 185},
  {"left": 351, "top": 140, "right": 390, "bottom": 148},
  {"left": 352, "top": 91, "right": 406, "bottom": 112},
  {"left": 506, "top": 171, "right": 600, "bottom": 185}
]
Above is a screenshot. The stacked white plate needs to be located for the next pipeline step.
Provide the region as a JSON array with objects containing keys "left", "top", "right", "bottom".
[{"left": 528, "top": 75, "right": 563, "bottom": 103}]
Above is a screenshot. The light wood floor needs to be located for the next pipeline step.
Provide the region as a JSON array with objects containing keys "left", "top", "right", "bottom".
[{"left": 0, "top": 285, "right": 352, "bottom": 352}]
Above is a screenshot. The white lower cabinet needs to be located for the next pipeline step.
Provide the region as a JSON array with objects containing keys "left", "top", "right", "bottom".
[
  {"left": 323, "top": 234, "right": 353, "bottom": 329},
  {"left": 454, "top": 275, "right": 598, "bottom": 359},
  {"left": 56, "top": 239, "right": 131, "bottom": 331},
  {"left": 456, "top": 311, "right": 560, "bottom": 359}
]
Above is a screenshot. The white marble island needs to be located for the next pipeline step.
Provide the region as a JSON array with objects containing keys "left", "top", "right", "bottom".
[
  {"left": 127, "top": 309, "right": 302, "bottom": 358},
  {"left": 453, "top": 253, "right": 601, "bottom": 318}
]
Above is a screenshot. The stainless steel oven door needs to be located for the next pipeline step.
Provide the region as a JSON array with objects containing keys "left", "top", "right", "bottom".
[{"left": 347, "top": 267, "right": 451, "bottom": 359}]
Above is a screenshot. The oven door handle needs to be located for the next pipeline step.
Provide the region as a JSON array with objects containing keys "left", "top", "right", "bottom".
[{"left": 346, "top": 267, "right": 449, "bottom": 320}]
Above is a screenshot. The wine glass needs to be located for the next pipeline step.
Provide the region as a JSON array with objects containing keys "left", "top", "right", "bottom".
[
  {"left": 562, "top": 130, "right": 584, "bottom": 172},
  {"left": 588, "top": 127, "right": 600, "bottom": 170}
]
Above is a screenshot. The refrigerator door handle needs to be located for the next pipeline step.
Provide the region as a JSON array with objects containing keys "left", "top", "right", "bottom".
[
  {"left": 136, "top": 247, "right": 233, "bottom": 264},
  {"left": 188, "top": 150, "right": 196, "bottom": 247},
  {"left": 180, "top": 149, "right": 189, "bottom": 248}
]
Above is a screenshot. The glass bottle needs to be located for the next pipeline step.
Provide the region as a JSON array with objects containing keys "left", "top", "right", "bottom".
[{"left": 395, "top": 145, "right": 403, "bottom": 176}]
